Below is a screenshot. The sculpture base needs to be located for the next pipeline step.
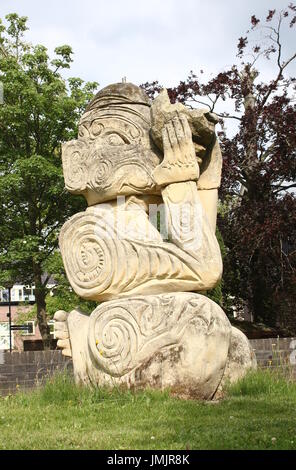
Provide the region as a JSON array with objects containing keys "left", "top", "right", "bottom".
[{"left": 54, "top": 293, "right": 256, "bottom": 400}]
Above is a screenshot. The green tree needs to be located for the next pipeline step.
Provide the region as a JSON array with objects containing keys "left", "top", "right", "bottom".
[{"left": 0, "top": 13, "right": 98, "bottom": 347}]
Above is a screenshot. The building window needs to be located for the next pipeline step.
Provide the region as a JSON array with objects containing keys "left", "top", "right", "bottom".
[
  {"left": 21, "top": 321, "right": 35, "bottom": 336},
  {"left": 0, "top": 322, "right": 13, "bottom": 350},
  {"left": 23, "top": 287, "right": 31, "bottom": 301},
  {"left": 48, "top": 320, "right": 56, "bottom": 339}
]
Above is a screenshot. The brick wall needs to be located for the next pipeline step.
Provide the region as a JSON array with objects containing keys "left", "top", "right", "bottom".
[
  {"left": 0, "top": 350, "right": 73, "bottom": 396},
  {"left": 249, "top": 337, "right": 296, "bottom": 366},
  {"left": 249, "top": 337, "right": 296, "bottom": 379},
  {"left": 1, "top": 337, "right": 295, "bottom": 396}
]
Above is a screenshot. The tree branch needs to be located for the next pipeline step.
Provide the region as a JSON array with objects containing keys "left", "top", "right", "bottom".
[{"left": 274, "top": 184, "right": 296, "bottom": 194}]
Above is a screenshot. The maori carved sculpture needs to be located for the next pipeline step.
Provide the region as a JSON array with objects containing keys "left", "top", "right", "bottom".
[
  {"left": 55, "top": 82, "right": 256, "bottom": 399},
  {"left": 87, "top": 293, "right": 230, "bottom": 378}
]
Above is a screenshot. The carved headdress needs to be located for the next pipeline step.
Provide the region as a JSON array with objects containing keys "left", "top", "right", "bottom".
[
  {"left": 82, "top": 83, "right": 152, "bottom": 127},
  {"left": 86, "top": 83, "right": 151, "bottom": 112}
]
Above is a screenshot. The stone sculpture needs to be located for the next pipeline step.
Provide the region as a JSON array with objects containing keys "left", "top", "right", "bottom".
[{"left": 55, "top": 82, "right": 256, "bottom": 399}]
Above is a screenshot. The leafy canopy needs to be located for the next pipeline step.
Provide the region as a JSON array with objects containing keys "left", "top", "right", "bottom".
[{"left": 0, "top": 13, "right": 98, "bottom": 289}]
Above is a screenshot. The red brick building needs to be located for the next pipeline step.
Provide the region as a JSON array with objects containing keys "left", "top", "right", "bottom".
[{"left": 0, "top": 282, "right": 56, "bottom": 351}]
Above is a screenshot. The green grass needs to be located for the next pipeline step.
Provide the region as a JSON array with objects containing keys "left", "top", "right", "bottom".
[{"left": 0, "top": 369, "right": 296, "bottom": 450}]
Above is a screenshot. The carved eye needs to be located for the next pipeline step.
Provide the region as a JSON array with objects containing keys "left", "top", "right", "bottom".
[
  {"left": 78, "top": 125, "right": 89, "bottom": 139},
  {"left": 90, "top": 120, "right": 104, "bottom": 137},
  {"left": 129, "top": 127, "right": 141, "bottom": 139},
  {"left": 106, "top": 133, "right": 126, "bottom": 146}
]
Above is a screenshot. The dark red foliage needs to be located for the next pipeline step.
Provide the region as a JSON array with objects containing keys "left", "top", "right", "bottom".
[
  {"left": 290, "top": 15, "right": 296, "bottom": 27},
  {"left": 266, "top": 10, "right": 276, "bottom": 22},
  {"left": 140, "top": 81, "right": 162, "bottom": 100},
  {"left": 251, "top": 15, "right": 260, "bottom": 27},
  {"left": 287, "top": 3, "right": 296, "bottom": 27},
  {"left": 141, "top": 5, "right": 296, "bottom": 330},
  {"left": 237, "top": 37, "right": 248, "bottom": 58}
]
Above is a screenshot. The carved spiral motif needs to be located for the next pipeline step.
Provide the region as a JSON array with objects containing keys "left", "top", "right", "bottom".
[
  {"left": 88, "top": 306, "right": 140, "bottom": 377},
  {"left": 87, "top": 293, "right": 224, "bottom": 378},
  {"left": 62, "top": 141, "right": 88, "bottom": 192},
  {"left": 59, "top": 213, "right": 115, "bottom": 297},
  {"left": 89, "top": 159, "right": 113, "bottom": 190},
  {"left": 90, "top": 120, "right": 104, "bottom": 138}
]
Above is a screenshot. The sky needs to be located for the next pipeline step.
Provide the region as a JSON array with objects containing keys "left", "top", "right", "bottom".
[
  {"left": 1, "top": 0, "right": 295, "bottom": 91},
  {"left": 1, "top": 0, "right": 295, "bottom": 138}
]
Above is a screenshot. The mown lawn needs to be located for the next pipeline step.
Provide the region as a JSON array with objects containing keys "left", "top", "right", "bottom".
[{"left": 0, "top": 370, "right": 296, "bottom": 450}]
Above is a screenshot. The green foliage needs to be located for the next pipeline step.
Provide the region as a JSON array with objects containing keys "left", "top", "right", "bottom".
[
  {"left": 226, "top": 368, "right": 296, "bottom": 397},
  {"left": 0, "top": 13, "right": 98, "bottom": 338},
  {"left": 0, "top": 13, "right": 97, "bottom": 278},
  {"left": 15, "top": 306, "right": 36, "bottom": 324},
  {"left": 45, "top": 291, "right": 97, "bottom": 317}
]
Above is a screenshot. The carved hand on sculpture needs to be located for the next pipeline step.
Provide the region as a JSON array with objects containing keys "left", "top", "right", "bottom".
[
  {"left": 152, "top": 114, "right": 199, "bottom": 187},
  {"left": 59, "top": 83, "right": 223, "bottom": 302}
]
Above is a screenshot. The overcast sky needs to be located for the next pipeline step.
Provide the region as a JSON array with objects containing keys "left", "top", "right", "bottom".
[{"left": 1, "top": 0, "right": 295, "bottom": 90}]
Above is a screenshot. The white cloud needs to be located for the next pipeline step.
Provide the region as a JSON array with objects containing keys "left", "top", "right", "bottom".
[{"left": 0, "top": 0, "right": 295, "bottom": 89}]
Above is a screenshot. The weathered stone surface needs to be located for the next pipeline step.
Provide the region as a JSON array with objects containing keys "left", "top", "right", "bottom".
[
  {"left": 150, "top": 89, "right": 222, "bottom": 190},
  {"left": 61, "top": 83, "right": 222, "bottom": 203},
  {"left": 62, "top": 83, "right": 160, "bottom": 206},
  {"left": 219, "top": 326, "right": 257, "bottom": 389},
  {"left": 59, "top": 182, "right": 222, "bottom": 301},
  {"left": 54, "top": 310, "right": 68, "bottom": 322},
  {"left": 55, "top": 82, "right": 256, "bottom": 398},
  {"left": 56, "top": 293, "right": 232, "bottom": 399},
  {"left": 54, "top": 310, "right": 71, "bottom": 357},
  {"left": 152, "top": 109, "right": 200, "bottom": 186}
]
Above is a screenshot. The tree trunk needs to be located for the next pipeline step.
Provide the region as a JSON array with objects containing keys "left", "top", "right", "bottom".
[
  {"left": 33, "top": 264, "right": 51, "bottom": 350},
  {"left": 241, "top": 66, "right": 259, "bottom": 172}
]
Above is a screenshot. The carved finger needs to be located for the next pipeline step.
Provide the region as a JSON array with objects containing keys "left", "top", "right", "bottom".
[
  {"left": 54, "top": 330, "right": 69, "bottom": 340},
  {"left": 179, "top": 114, "right": 192, "bottom": 140},
  {"left": 166, "top": 121, "right": 178, "bottom": 150},
  {"left": 54, "top": 321, "right": 68, "bottom": 332},
  {"left": 172, "top": 116, "right": 185, "bottom": 142},
  {"left": 62, "top": 349, "right": 72, "bottom": 358},
  {"left": 57, "top": 339, "right": 71, "bottom": 349},
  {"left": 162, "top": 126, "right": 171, "bottom": 152},
  {"left": 54, "top": 310, "right": 68, "bottom": 322}
]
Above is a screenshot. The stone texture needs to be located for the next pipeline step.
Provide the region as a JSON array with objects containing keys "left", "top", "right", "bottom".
[
  {"left": 54, "top": 310, "right": 72, "bottom": 357},
  {"left": 62, "top": 83, "right": 160, "bottom": 206},
  {"left": 60, "top": 293, "right": 232, "bottom": 399},
  {"left": 150, "top": 90, "right": 222, "bottom": 190},
  {"left": 59, "top": 182, "right": 222, "bottom": 301},
  {"left": 55, "top": 82, "right": 256, "bottom": 398},
  {"left": 218, "top": 327, "right": 257, "bottom": 390}
]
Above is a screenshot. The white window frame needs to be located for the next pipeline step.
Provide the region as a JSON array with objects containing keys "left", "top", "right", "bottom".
[
  {"left": 0, "top": 322, "right": 14, "bottom": 350},
  {"left": 21, "top": 320, "right": 35, "bottom": 336},
  {"left": 48, "top": 319, "right": 56, "bottom": 339}
]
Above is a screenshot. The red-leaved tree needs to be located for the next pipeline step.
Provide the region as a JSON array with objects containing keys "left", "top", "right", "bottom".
[{"left": 142, "top": 5, "right": 296, "bottom": 329}]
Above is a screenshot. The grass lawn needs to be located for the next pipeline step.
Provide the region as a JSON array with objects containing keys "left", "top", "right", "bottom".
[{"left": 0, "top": 369, "right": 296, "bottom": 450}]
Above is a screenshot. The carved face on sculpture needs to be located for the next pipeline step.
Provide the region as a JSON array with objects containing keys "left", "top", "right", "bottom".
[
  {"left": 62, "top": 83, "right": 162, "bottom": 205},
  {"left": 62, "top": 82, "right": 222, "bottom": 205}
]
